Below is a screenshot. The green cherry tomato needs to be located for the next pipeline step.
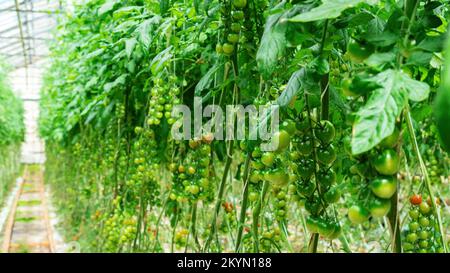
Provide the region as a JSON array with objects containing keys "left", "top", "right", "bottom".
[
  {"left": 296, "top": 120, "right": 310, "bottom": 132},
  {"left": 297, "top": 158, "right": 315, "bottom": 180},
  {"left": 372, "top": 149, "right": 400, "bottom": 175},
  {"left": 419, "top": 240, "right": 429, "bottom": 248},
  {"left": 403, "top": 242, "right": 414, "bottom": 251},
  {"left": 306, "top": 216, "right": 319, "bottom": 233},
  {"left": 261, "top": 152, "right": 275, "bottom": 167},
  {"left": 222, "top": 43, "right": 235, "bottom": 55},
  {"left": 251, "top": 160, "right": 264, "bottom": 170},
  {"left": 379, "top": 128, "right": 400, "bottom": 148},
  {"left": 369, "top": 176, "right": 397, "bottom": 199},
  {"left": 298, "top": 183, "right": 315, "bottom": 198},
  {"left": 305, "top": 200, "right": 321, "bottom": 215},
  {"left": 189, "top": 185, "right": 200, "bottom": 195},
  {"left": 324, "top": 187, "right": 341, "bottom": 204},
  {"left": 418, "top": 230, "right": 429, "bottom": 240},
  {"left": 409, "top": 209, "right": 420, "bottom": 220},
  {"left": 249, "top": 171, "right": 261, "bottom": 183},
  {"left": 409, "top": 221, "right": 420, "bottom": 231},
  {"left": 227, "top": 33, "right": 240, "bottom": 44},
  {"left": 317, "top": 219, "right": 335, "bottom": 238},
  {"left": 281, "top": 119, "right": 297, "bottom": 135},
  {"left": 317, "top": 145, "right": 336, "bottom": 165},
  {"left": 341, "top": 78, "right": 359, "bottom": 97},
  {"left": 233, "top": 0, "right": 247, "bottom": 8},
  {"left": 264, "top": 169, "right": 289, "bottom": 187},
  {"left": 327, "top": 222, "right": 342, "bottom": 240},
  {"left": 419, "top": 216, "right": 430, "bottom": 227},
  {"left": 419, "top": 202, "right": 431, "bottom": 215},
  {"left": 369, "top": 197, "right": 391, "bottom": 218},
  {"left": 406, "top": 232, "right": 418, "bottom": 243},
  {"left": 232, "top": 10, "right": 245, "bottom": 20},
  {"left": 290, "top": 151, "right": 300, "bottom": 161},
  {"left": 230, "top": 23, "right": 241, "bottom": 33},
  {"left": 315, "top": 120, "right": 335, "bottom": 144},
  {"left": 248, "top": 192, "right": 258, "bottom": 202},
  {"left": 272, "top": 130, "right": 291, "bottom": 152},
  {"left": 348, "top": 205, "right": 369, "bottom": 224},
  {"left": 316, "top": 169, "right": 336, "bottom": 188},
  {"left": 297, "top": 136, "right": 313, "bottom": 156}
]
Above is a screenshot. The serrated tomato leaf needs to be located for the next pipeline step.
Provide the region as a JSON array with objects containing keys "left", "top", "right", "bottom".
[
  {"left": 256, "top": 12, "right": 287, "bottom": 78},
  {"left": 352, "top": 70, "right": 430, "bottom": 154},
  {"left": 289, "top": 0, "right": 372, "bottom": 22},
  {"left": 195, "top": 61, "right": 224, "bottom": 96},
  {"left": 276, "top": 68, "right": 306, "bottom": 107}
]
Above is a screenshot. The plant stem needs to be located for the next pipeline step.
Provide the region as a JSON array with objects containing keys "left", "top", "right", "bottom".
[
  {"left": 190, "top": 201, "right": 201, "bottom": 252},
  {"left": 203, "top": 141, "right": 234, "bottom": 252},
  {"left": 235, "top": 153, "right": 252, "bottom": 252},
  {"left": 252, "top": 180, "right": 270, "bottom": 253},
  {"left": 306, "top": 19, "right": 331, "bottom": 253},
  {"left": 308, "top": 234, "right": 319, "bottom": 253},
  {"left": 405, "top": 105, "right": 448, "bottom": 253},
  {"left": 387, "top": 190, "right": 402, "bottom": 253}
]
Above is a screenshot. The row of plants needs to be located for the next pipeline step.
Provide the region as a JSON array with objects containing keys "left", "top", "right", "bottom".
[
  {"left": 0, "top": 58, "right": 24, "bottom": 207},
  {"left": 39, "top": 0, "right": 450, "bottom": 252}
]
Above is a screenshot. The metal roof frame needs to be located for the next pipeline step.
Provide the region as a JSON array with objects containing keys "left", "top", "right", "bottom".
[{"left": 0, "top": 0, "right": 64, "bottom": 69}]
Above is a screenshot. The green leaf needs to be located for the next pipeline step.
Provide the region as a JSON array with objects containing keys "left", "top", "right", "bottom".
[
  {"left": 125, "top": 38, "right": 137, "bottom": 59},
  {"left": 417, "top": 35, "right": 445, "bottom": 52},
  {"left": 348, "top": 12, "right": 374, "bottom": 27},
  {"left": 398, "top": 72, "right": 430, "bottom": 102},
  {"left": 150, "top": 46, "right": 173, "bottom": 75},
  {"left": 160, "top": 0, "right": 170, "bottom": 15},
  {"left": 256, "top": 6, "right": 287, "bottom": 78},
  {"left": 364, "top": 52, "right": 395, "bottom": 68},
  {"left": 113, "top": 6, "right": 143, "bottom": 19},
  {"left": 104, "top": 74, "right": 128, "bottom": 93},
  {"left": 366, "top": 31, "right": 399, "bottom": 47},
  {"left": 276, "top": 68, "right": 306, "bottom": 107},
  {"left": 289, "top": 0, "right": 371, "bottom": 22},
  {"left": 195, "top": 61, "right": 223, "bottom": 96},
  {"left": 406, "top": 51, "right": 433, "bottom": 66},
  {"left": 276, "top": 68, "right": 320, "bottom": 108},
  {"left": 435, "top": 34, "right": 450, "bottom": 152},
  {"left": 137, "top": 16, "right": 162, "bottom": 48},
  {"left": 351, "top": 70, "right": 430, "bottom": 154},
  {"left": 98, "top": 0, "right": 119, "bottom": 16}
]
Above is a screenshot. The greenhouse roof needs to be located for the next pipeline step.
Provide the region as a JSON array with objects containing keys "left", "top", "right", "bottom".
[{"left": 0, "top": 0, "right": 64, "bottom": 69}]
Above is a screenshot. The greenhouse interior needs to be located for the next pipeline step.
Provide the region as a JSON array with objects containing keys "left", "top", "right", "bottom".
[{"left": 0, "top": 0, "right": 449, "bottom": 255}]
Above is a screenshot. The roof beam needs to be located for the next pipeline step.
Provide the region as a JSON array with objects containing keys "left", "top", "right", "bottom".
[
  {"left": 14, "top": 0, "right": 29, "bottom": 74},
  {"left": 0, "top": 8, "right": 59, "bottom": 13},
  {"left": 2, "top": 53, "right": 47, "bottom": 58},
  {"left": 0, "top": 36, "right": 49, "bottom": 40}
]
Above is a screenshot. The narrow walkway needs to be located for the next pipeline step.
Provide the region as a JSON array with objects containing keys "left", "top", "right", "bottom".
[{"left": 1, "top": 165, "right": 55, "bottom": 253}]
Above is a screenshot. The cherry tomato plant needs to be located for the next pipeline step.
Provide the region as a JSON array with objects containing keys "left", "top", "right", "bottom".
[
  {"left": 37, "top": 0, "right": 450, "bottom": 253},
  {"left": 0, "top": 59, "right": 24, "bottom": 207}
]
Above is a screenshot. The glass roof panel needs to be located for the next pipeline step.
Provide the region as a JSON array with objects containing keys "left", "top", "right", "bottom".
[{"left": 0, "top": 0, "right": 65, "bottom": 69}]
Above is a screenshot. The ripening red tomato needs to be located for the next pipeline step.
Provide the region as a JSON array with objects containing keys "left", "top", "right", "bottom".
[{"left": 410, "top": 194, "right": 422, "bottom": 205}]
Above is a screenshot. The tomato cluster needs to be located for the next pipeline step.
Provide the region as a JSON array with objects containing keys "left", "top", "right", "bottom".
[
  {"left": 147, "top": 77, "right": 180, "bottom": 126},
  {"left": 168, "top": 135, "right": 214, "bottom": 204},
  {"left": 220, "top": 202, "right": 237, "bottom": 233},
  {"left": 216, "top": 0, "right": 246, "bottom": 56},
  {"left": 261, "top": 227, "right": 282, "bottom": 252},
  {"left": 102, "top": 198, "right": 138, "bottom": 252},
  {"left": 403, "top": 194, "right": 443, "bottom": 253},
  {"left": 287, "top": 113, "right": 341, "bottom": 240},
  {"left": 174, "top": 228, "right": 189, "bottom": 248},
  {"left": 347, "top": 128, "right": 401, "bottom": 225}
]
